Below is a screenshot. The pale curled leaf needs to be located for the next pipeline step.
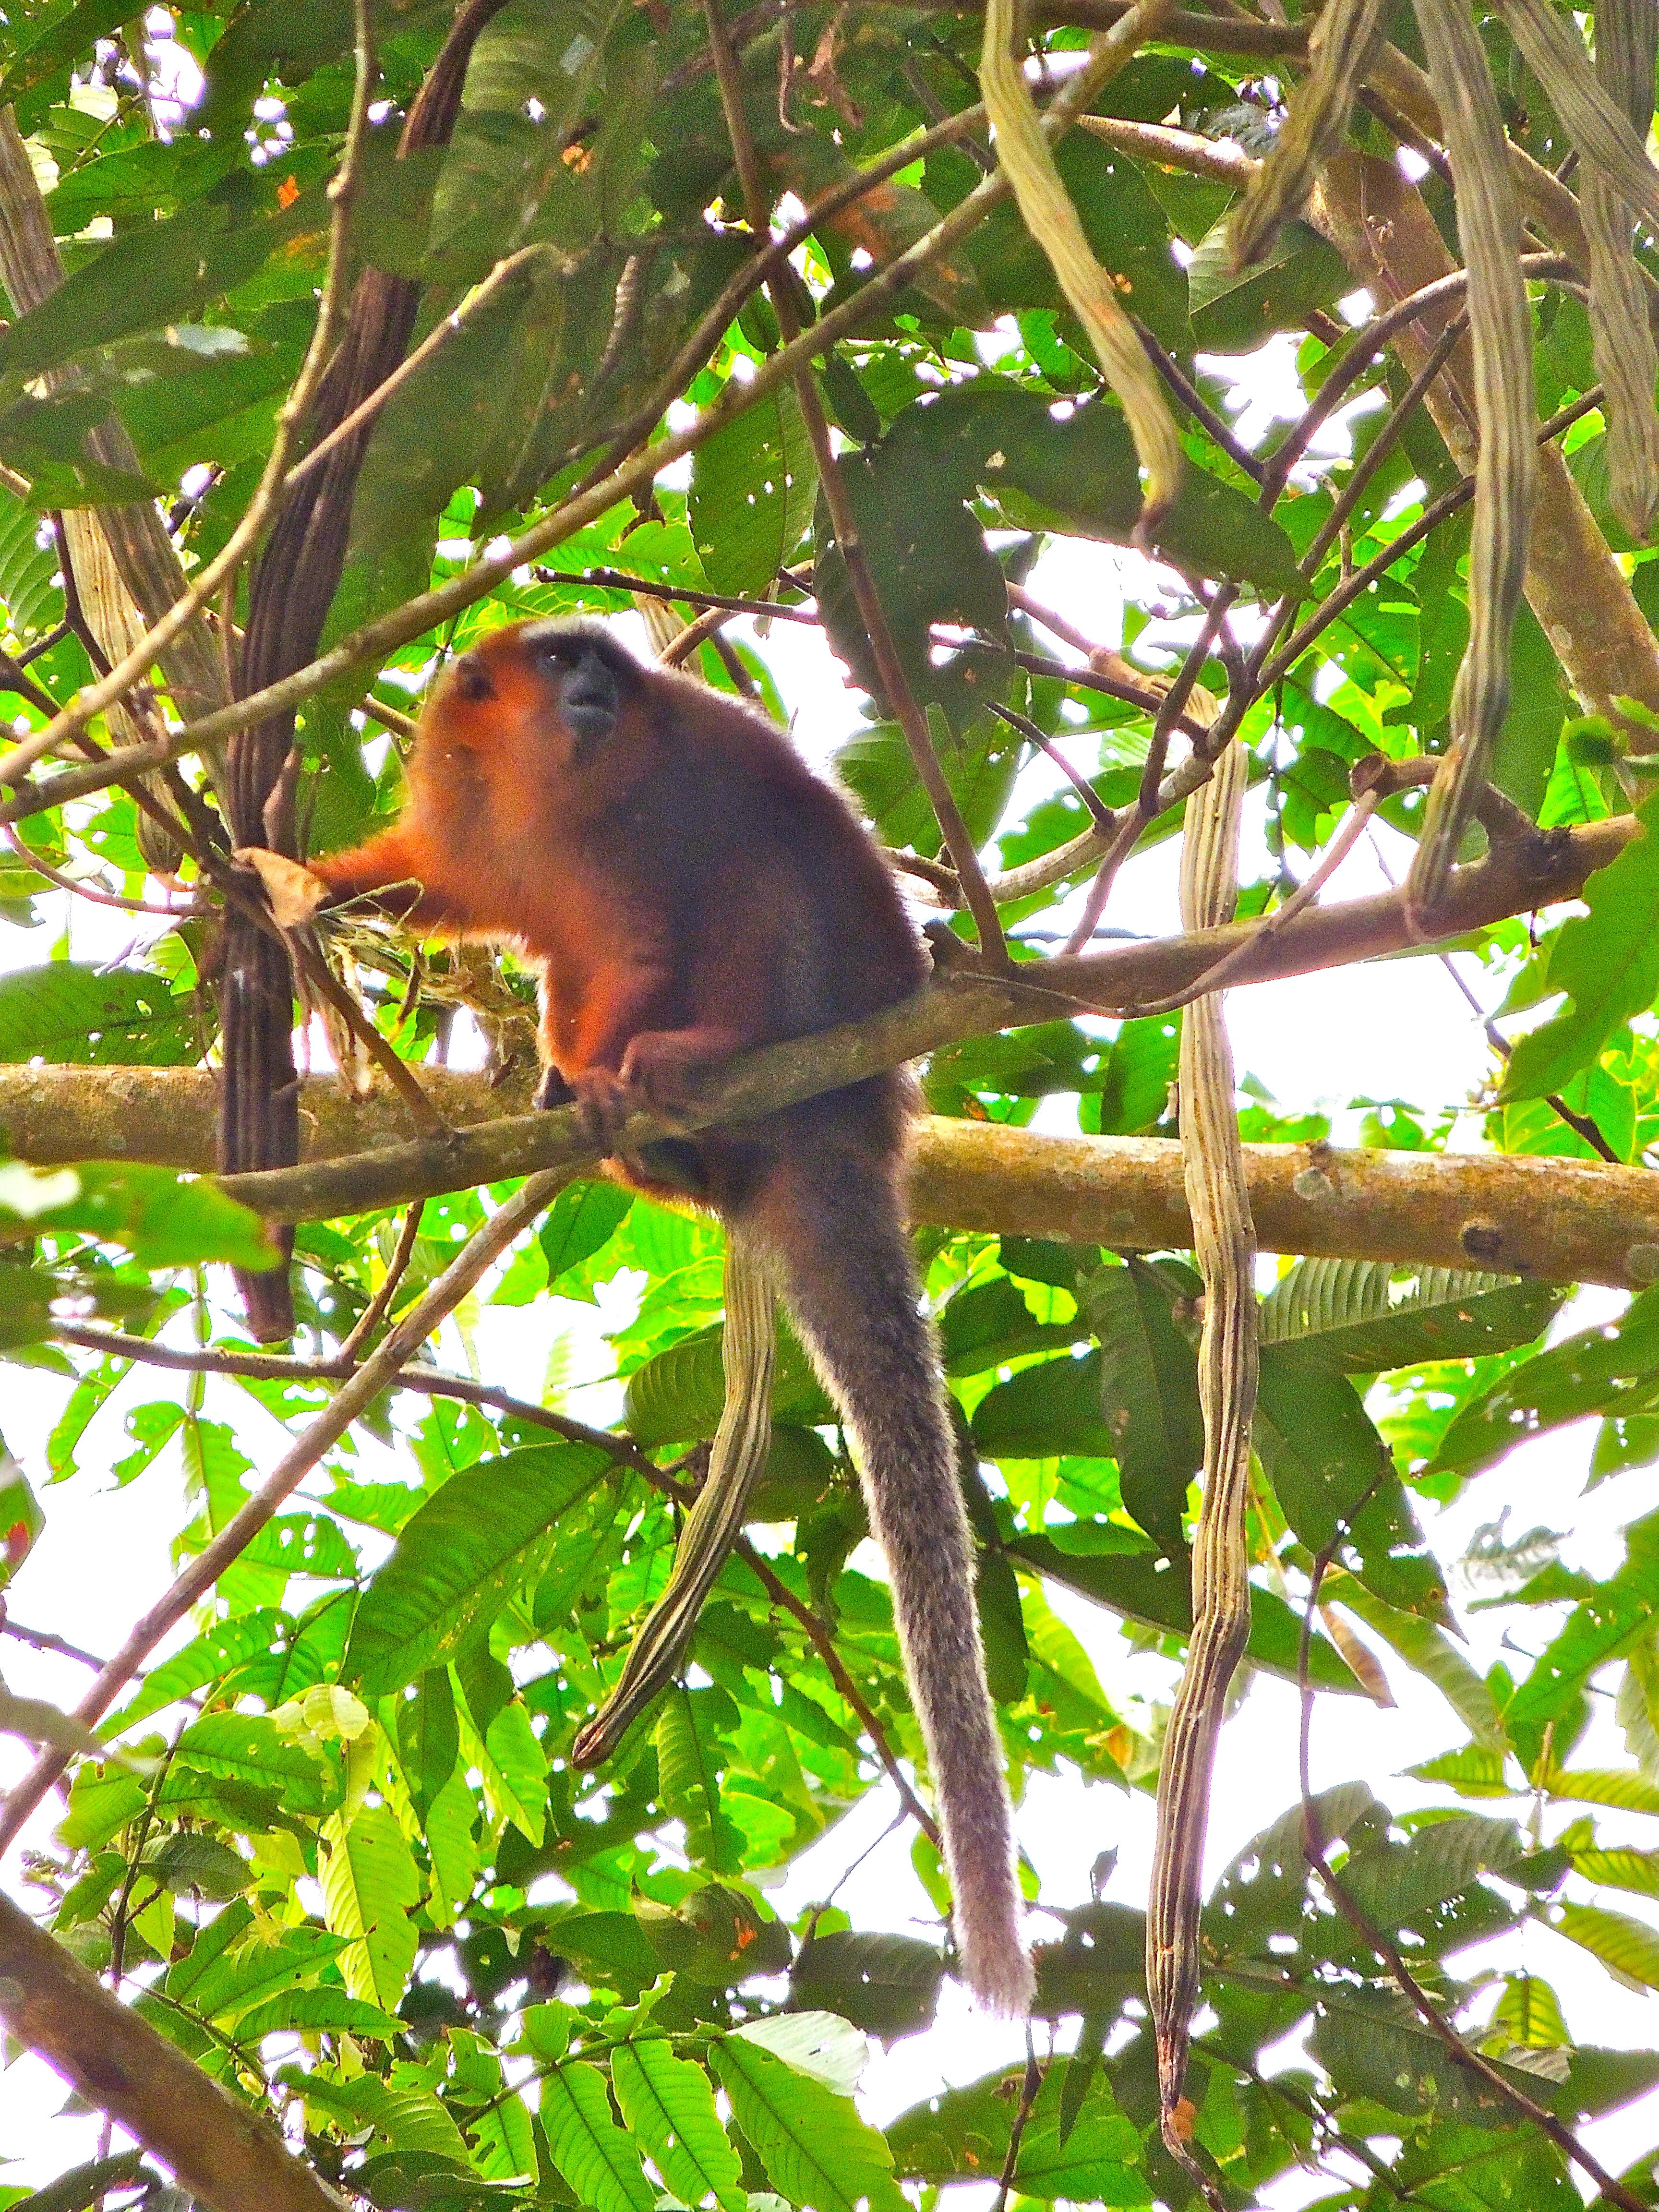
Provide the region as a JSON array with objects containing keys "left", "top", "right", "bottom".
[{"left": 234, "top": 845, "right": 330, "bottom": 928}]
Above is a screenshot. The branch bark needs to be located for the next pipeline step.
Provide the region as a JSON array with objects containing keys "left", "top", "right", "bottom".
[
  {"left": 18, "top": 1049, "right": 1659, "bottom": 1297},
  {"left": 0, "top": 1889, "right": 347, "bottom": 2212}
]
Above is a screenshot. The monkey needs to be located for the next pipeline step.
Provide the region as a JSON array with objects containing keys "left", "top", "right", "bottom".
[{"left": 311, "top": 619, "right": 1033, "bottom": 2016}]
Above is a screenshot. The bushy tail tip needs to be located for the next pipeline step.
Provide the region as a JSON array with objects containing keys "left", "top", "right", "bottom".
[{"left": 960, "top": 1916, "right": 1035, "bottom": 2018}]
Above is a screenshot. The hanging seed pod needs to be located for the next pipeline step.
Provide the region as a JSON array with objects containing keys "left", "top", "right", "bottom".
[
  {"left": 1406, "top": 0, "right": 1536, "bottom": 923},
  {"left": 1229, "top": 0, "right": 1391, "bottom": 269},
  {"left": 1498, "top": 0, "right": 1659, "bottom": 232},
  {"left": 979, "top": 0, "right": 1183, "bottom": 538},
  {"left": 1583, "top": 0, "right": 1659, "bottom": 540}
]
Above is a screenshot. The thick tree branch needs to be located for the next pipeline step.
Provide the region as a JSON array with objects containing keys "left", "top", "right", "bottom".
[
  {"left": 0, "top": 1888, "right": 347, "bottom": 2212},
  {"left": 20, "top": 1069, "right": 1659, "bottom": 1286}
]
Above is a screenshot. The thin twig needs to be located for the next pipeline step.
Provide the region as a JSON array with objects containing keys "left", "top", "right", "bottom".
[
  {"left": 993, "top": 2032, "right": 1044, "bottom": 2212},
  {"left": 534, "top": 567, "right": 819, "bottom": 624},
  {"left": 702, "top": 0, "right": 1010, "bottom": 963},
  {"left": 0, "top": 824, "right": 190, "bottom": 917},
  {"left": 336, "top": 1197, "right": 427, "bottom": 1360},
  {"left": 988, "top": 701, "right": 1116, "bottom": 825},
  {"left": 1136, "top": 322, "right": 1266, "bottom": 483},
  {"left": 1362, "top": 826, "right": 1621, "bottom": 1165},
  {"left": 1130, "top": 788, "right": 1379, "bottom": 1018},
  {"left": 0, "top": 1619, "right": 105, "bottom": 1671}
]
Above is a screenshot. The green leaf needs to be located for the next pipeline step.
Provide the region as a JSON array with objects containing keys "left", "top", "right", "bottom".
[
  {"left": 320, "top": 1803, "right": 421, "bottom": 2011},
  {"left": 5, "top": 2153, "right": 151, "bottom": 2212},
  {"left": 1188, "top": 215, "right": 1350, "bottom": 350},
  {"left": 689, "top": 385, "right": 817, "bottom": 597},
  {"left": 610, "top": 2039, "right": 745, "bottom": 2212},
  {"left": 1501, "top": 796, "right": 1659, "bottom": 1101},
  {"left": 1434, "top": 1286, "right": 1659, "bottom": 1478},
  {"left": 0, "top": 171, "right": 327, "bottom": 384},
  {"left": 394, "top": 1667, "right": 459, "bottom": 1820},
  {"left": 540, "top": 1178, "right": 632, "bottom": 1280},
  {"left": 103, "top": 1612, "right": 292, "bottom": 1736},
  {"left": 1546, "top": 1899, "right": 1659, "bottom": 1989},
  {"left": 0, "top": 1163, "right": 279, "bottom": 1271},
  {"left": 1256, "top": 1348, "right": 1447, "bottom": 1619},
  {"left": 625, "top": 1318, "right": 830, "bottom": 1445},
  {"left": 165, "top": 1712, "right": 329, "bottom": 1815},
  {"left": 1503, "top": 1509, "right": 1659, "bottom": 1767},
  {"left": 0, "top": 965, "right": 194, "bottom": 1066},
  {"left": 1089, "top": 1263, "right": 1204, "bottom": 1553},
  {"left": 343, "top": 1443, "right": 614, "bottom": 1695},
  {"left": 0, "top": 485, "right": 59, "bottom": 637},
  {"left": 712, "top": 2033, "right": 908, "bottom": 2212},
  {"left": 886, "top": 2061, "right": 1146, "bottom": 2201},
  {"left": 298, "top": 2065, "right": 470, "bottom": 2160},
  {"left": 540, "top": 2061, "right": 655, "bottom": 2212},
  {"left": 1259, "top": 1258, "right": 1561, "bottom": 1372},
  {"left": 789, "top": 1930, "right": 945, "bottom": 2040},
  {"left": 233, "top": 1987, "right": 403, "bottom": 2041}
]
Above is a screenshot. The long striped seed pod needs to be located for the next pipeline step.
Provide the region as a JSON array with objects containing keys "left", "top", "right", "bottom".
[
  {"left": 1147, "top": 733, "right": 1260, "bottom": 2188},
  {"left": 1584, "top": 0, "right": 1659, "bottom": 541},
  {"left": 1497, "top": 0, "right": 1659, "bottom": 235},
  {"left": 978, "top": 0, "right": 1183, "bottom": 537},
  {"left": 570, "top": 1223, "right": 777, "bottom": 1767},
  {"left": 1405, "top": 0, "right": 1536, "bottom": 923},
  {"left": 1229, "top": 0, "right": 1391, "bottom": 269}
]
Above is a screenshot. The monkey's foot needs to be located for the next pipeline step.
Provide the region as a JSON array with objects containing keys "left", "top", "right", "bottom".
[
  {"left": 619, "top": 1026, "right": 741, "bottom": 1133},
  {"left": 569, "top": 1067, "right": 635, "bottom": 1152},
  {"left": 533, "top": 1064, "right": 576, "bottom": 1112}
]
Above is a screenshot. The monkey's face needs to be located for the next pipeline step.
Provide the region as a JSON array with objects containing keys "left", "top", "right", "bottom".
[{"left": 421, "top": 620, "right": 659, "bottom": 822}]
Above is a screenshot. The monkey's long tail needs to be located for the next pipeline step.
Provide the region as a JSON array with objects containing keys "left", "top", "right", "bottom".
[{"left": 749, "top": 1134, "right": 1034, "bottom": 2018}]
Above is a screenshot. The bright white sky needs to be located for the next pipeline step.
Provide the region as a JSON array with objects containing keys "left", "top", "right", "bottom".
[{"left": 0, "top": 204, "right": 1653, "bottom": 2202}]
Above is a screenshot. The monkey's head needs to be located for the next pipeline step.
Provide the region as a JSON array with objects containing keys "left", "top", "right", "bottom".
[{"left": 421, "top": 620, "right": 664, "bottom": 815}]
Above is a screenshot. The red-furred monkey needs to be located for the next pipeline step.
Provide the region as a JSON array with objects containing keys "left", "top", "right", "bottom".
[{"left": 313, "top": 620, "right": 1031, "bottom": 2013}]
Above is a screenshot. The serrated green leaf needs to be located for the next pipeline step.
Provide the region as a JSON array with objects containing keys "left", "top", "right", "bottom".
[
  {"left": 1434, "top": 1286, "right": 1659, "bottom": 1478},
  {"left": 1259, "top": 1258, "right": 1561, "bottom": 1371},
  {"left": 1546, "top": 1899, "right": 1659, "bottom": 1989},
  {"left": 0, "top": 965, "right": 194, "bottom": 1067},
  {"left": 165, "top": 1712, "right": 329, "bottom": 1816},
  {"left": 234, "top": 1987, "right": 403, "bottom": 2041}
]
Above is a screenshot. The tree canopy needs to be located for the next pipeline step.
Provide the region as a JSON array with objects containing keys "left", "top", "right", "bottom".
[{"left": 3, "top": 0, "right": 1659, "bottom": 2205}]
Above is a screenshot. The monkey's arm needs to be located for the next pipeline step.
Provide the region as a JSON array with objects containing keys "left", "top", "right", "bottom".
[{"left": 308, "top": 828, "right": 454, "bottom": 930}]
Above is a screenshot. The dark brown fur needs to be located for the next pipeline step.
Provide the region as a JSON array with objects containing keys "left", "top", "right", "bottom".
[{"left": 314, "top": 621, "right": 1032, "bottom": 2011}]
